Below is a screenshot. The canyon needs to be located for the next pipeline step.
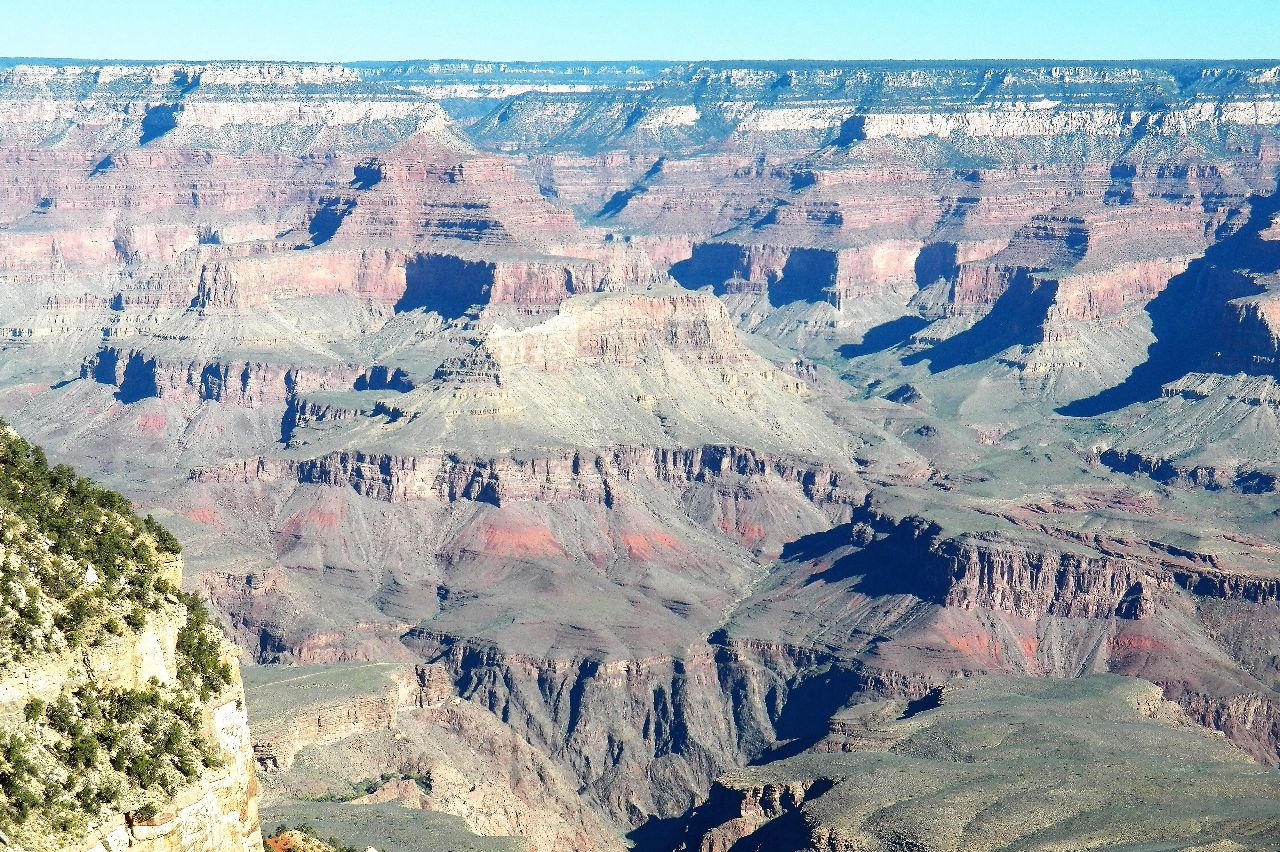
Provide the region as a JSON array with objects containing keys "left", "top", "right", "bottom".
[{"left": 3, "top": 58, "right": 1280, "bottom": 849}]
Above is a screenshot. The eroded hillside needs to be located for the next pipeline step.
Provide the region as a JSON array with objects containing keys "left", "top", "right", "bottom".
[{"left": 2, "top": 58, "right": 1280, "bottom": 849}]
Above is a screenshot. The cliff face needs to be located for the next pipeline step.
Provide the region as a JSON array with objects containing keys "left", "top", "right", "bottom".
[
  {"left": 0, "top": 424, "right": 261, "bottom": 852},
  {"left": 245, "top": 663, "right": 604, "bottom": 852},
  {"left": 5, "top": 57, "right": 1280, "bottom": 850}
]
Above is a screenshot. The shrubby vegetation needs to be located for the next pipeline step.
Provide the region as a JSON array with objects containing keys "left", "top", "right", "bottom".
[
  {"left": 0, "top": 419, "right": 186, "bottom": 665},
  {"left": 0, "top": 421, "right": 235, "bottom": 841},
  {"left": 175, "top": 590, "right": 234, "bottom": 701},
  {"left": 268, "top": 823, "right": 362, "bottom": 852},
  {"left": 306, "top": 770, "right": 432, "bottom": 803},
  {"left": 1, "top": 681, "right": 224, "bottom": 836}
]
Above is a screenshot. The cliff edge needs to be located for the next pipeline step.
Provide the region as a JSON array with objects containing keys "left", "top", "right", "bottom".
[{"left": 0, "top": 420, "right": 262, "bottom": 851}]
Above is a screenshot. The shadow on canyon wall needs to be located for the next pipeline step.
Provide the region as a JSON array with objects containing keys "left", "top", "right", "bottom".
[
  {"left": 396, "top": 253, "right": 492, "bottom": 319},
  {"left": 903, "top": 272, "right": 1059, "bottom": 373},
  {"left": 1060, "top": 189, "right": 1280, "bottom": 416},
  {"left": 838, "top": 315, "right": 930, "bottom": 358}
]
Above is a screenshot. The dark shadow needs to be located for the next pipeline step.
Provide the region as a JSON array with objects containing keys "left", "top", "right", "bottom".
[
  {"left": 627, "top": 811, "right": 696, "bottom": 852},
  {"left": 838, "top": 315, "right": 929, "bottom": 358},
  {"left": 768, "top": 248, "right": 837, "bottom": 307},
  {"left": 355, "top": 366, "right": 414, "bottom": 392},
  {"left": 139, "top": 104, "right": 181, "bottom": 145},
  {"left": 725, "top": 798, "right": 828, "bottom": 852},
  {"left": 669, "top": 242, "right": 749, "bottom": 292},
  {"left": 90, "top": 155, "right": 113, "bottom": 177},
  {"left": 1060, "top": 189, "right": 1280, "bottom": 416},
  {"left": 898, "top": 686, "right": 943, "bottom": 719},
  {"left": 903, "top": 272, "right": 1058, "bottom": 373},
  {"left": 1235, "top": 470, "right": 1277, "bottom": 493},
  {"left": 760, "top": 671, "right": 863, "bottom": 761},
  {"left": 1054, "top": 220, "right": 1089, "bottom": 265},
  {"left": 1100, "top": 448, "right": 1277, "bottom": 494},
  {"left": 669, "top": 242, "right": 836, "bottom": 307},
  {"left": 350, "top": 159, "right": 384, "bottom": 190},
  {"left": 1115, "top": 581, "right": 1147, "bottom": 619},
  {"left": 279, "top": 371, "right": 300, "bottom": 444},
  {"left": 832, "top": 114, "right": 866, "bottom": 146},
  {"left": 89, "top": 349, "right": 120, "bottom": 385},
  {"left": 198, "top": 363, "right": 225, "bottom": 400},
  {"left": 595, "top": 158, "right": 662, "bottom": 219},
  {"left": 885, "top": 384, "right": 923, "bottom": 404},
  {"left": 779, "top": 523, "right": 854, "bottom": 562},
  {"left": 303, "top": 198, "right": 356, "bottom": 247},
  {"left": 749, "top": 203, "right": 783, "bottom": 230},
  {"left": 171, "top": 69, "right": 200, "bottom": 95},
  {"left": 807, "top": 521, "right": 951, "bottom": 603},
  {"left": 1104, "top": 162, "right": 1137, "bottom": 205},
  {"left": 116, "top": 353, "right": 159, "bottom": 403},
  {"left": 914, "top": 241, "right": 958, "bottom": 286},
  {"left": 397, "top": 254, "right": 493, "bottom": 319},
  {"left": 790, "top": 170, "right": 817, "bottom": 191},
  {"left": 597, "top": 185, "right": 646, "bottom": 218}
]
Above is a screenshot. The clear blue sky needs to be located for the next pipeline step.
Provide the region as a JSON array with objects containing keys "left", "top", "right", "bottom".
[{"left": 0, "top": 0, "right": 1277, "bottom": 62}]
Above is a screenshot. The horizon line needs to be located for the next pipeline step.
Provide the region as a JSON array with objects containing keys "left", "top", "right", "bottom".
[{"left": 4, "top": 56, "right": 1280, "bottom": 66}]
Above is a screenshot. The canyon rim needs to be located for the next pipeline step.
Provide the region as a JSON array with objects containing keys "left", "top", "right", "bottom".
[{"left": 4, "top": 10, "right": 1280, "bottom": 851}]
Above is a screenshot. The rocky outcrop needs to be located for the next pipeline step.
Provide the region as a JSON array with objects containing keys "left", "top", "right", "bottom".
[
  {"left": 83, "top": 347, "right": 362, "bottom": 406},
  {"left": 246, "top": 663, "right": 610, "bottom": 852},
  {"left": 76, "top": 663, "right": 262, "bottom": 852},
  {"left": 9, "top": 56, "right": 1280, "bottom": 852},
  {"left": 0, "top": 424, "right": 262, "bottom": 852},
  {"left": 399, "top": 634, "right": 843, "bottom": 829},
  {"left": 192, "top": 444, "right": 858, "bottom": 510}
]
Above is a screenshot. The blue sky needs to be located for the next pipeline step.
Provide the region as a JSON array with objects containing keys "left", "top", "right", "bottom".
[{"left": 1, "top": 0, "right": 1278, "bottom": 62}]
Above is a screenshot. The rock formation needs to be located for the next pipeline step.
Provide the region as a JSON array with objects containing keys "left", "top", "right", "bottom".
[
  {"left": 3, "top": 57, "right": 1280, "bottom": 849},
  {"left": 677, "top": 675, "right": 1280, "bottom": 851},
  {"left": 0, "top": 422, "right": 261, "bottom": 851}
]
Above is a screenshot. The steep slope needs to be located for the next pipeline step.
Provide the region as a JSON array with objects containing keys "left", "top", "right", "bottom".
[
  {"left": 0, "top": 421, "right": 261, "bottom": 851},
  {"left": 247, "top": 663, "right": 596, "bottom": 852},
  {"left": 4, "top": 58, "right": 1280, "bottom": 851},
  {"left": 677, "top": 675, "right": 1280, "bottom": 851}
]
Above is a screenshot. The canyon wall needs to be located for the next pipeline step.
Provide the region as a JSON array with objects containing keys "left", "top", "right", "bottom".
[{"left": 2, "top": 58, "right": 1280, "bottom": 850}]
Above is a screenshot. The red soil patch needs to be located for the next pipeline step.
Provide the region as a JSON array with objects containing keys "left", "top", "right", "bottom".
[
  {"left": 182, "top": 506, "right": 221, "bottom": 526},
  {"left": 137, "top": 412, "right": 168, "bottom": 431},
  {"left": 941, "top": 630, "right": 1001, "bottom": 663},
  {"left": 279, "top": 506, "right": 345, "bottom": 538},
  {"left": 304, "top": 508, "right": 343, "bottom": 528},
  {"left": 1109, "top": 632, "right": 1171, "bottom": 655},
  {"left": 717, "top": 518, "right": 766, "bottom": 543},
  {"left": 482, "top": 522, "right": 564, "bottom": 558},
  {"left": 620, "top": 530, "right": 682, "bottom": 559}
]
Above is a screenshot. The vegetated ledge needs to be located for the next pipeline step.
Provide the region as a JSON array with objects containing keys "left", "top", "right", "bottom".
[{"left": 0, "top": 420, "right": 262, "bottom": 852}]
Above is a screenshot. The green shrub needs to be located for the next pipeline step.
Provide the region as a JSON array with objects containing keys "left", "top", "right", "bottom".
[{"left": 0, "top": 421, "right": 234, "bottom": 840}]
